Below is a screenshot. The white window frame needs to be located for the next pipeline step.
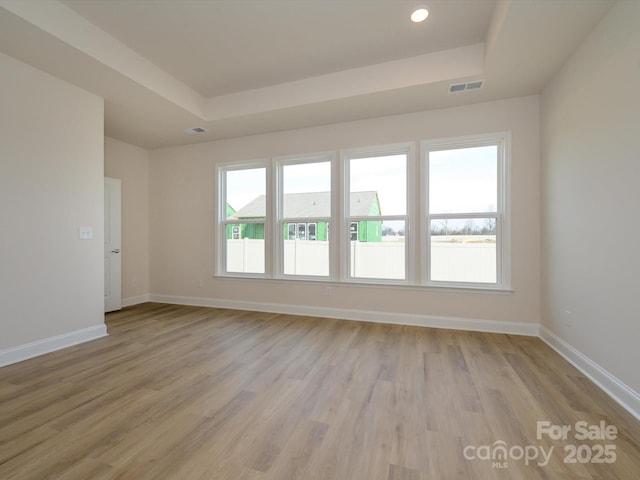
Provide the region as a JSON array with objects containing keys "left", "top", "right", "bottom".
[
  {"left": 275, "top": 152, "right": 335, "bottom": 280},
  {"left": 341, "top": 143, "right": 416, "bottom": 284},
  {"left": 421, "top": 133, "right": 511, "bottom": 289},
  {"left": 215, "top": 135, "right": 510, "bottom": 292},
  {"left": 215, "top": 160, "right": 270, "bottom": 277}
]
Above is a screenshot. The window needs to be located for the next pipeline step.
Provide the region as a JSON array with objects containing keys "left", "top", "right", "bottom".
[
  {"left": 423, "top": 135, "right": 508, "bottom": 286},
  {"left": 344, "top": 147, "right": 411, "bottom": 281},
  {"left": 285, "top": 222, "right": 319, "bottom": 241},
  {"left": 279, "top": 157, "right": 332, "bottom": 277},
  {"left": 220, "top": 166, "right": 266, "bottom": 274},
  {"left": 349, "top": 222, "right": 358, "bottom": 241},
  {"left": 297, "top": 223, "right": 307, "bottom": 240},
  {"left": 216, "top": 134, "right": 509, "bottom": 290},
  {"left": 308, "top": 223, "right": 317, "bottom": 241}
]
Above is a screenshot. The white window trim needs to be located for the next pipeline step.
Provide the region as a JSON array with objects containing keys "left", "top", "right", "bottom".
[
  {"left": 420, "top": 132, "right": 511, "bottom": 289},
  {"left": 340, "top": 142, "right": 416, "bottom": 285},
  {"left": 215, "top": 135, "right": 510, "bottom": 292},
  {"left": 216, "top": 160, "right": 269, "bottom": 278},
  {"left": 274, "top": 152, "right": 335, "bottom": 280}
]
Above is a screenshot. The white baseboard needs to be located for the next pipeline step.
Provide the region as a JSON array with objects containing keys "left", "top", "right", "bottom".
[
  {"left": 122, "top": 294, "right": 151, "bottom": 308},
  {"left": 149, "top": 294, "right": 539, "bottom": 336},
  {"left": 540, "top": 326, "right": 640, "bottom": 421},
  {"left": 4, "top": 295, "right": 636, "bottom": 423},
  {"left": 0, "top": 324, "right": 108, "bottom": 367}
]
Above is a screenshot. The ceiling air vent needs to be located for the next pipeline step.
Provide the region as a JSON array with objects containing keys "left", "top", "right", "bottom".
[
  {"left": 449, "top": 80, "right": 484, "bottom": 94},
  {"left": 185, "top": 126, "right": 207, "bottom": 134}
]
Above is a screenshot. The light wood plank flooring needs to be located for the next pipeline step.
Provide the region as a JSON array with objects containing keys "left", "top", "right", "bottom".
[{"left": 1, "top": 303, "right": 639, "bottom": 479}]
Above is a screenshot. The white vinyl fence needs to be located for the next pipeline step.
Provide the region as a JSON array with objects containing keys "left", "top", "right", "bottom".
[
  {"left": 350, "top": 241, "right": 405, "bottom": 279},
  {"left": 226, "top": 238, "right": 265, "bottom": 274},
  {"left": 283, "top": 239, "right": 330, "bottom": 275},
  {"left": 226, "top": 237, "right": 495, "bottom": 282},
  {"left": 430, "top": 238, "right": 496, "bottom": 283}
]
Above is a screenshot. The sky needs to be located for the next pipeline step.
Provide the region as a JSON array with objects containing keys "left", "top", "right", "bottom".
[
  {"left": 350, "top": 154, "right": 406, "bottom": 215},
  {"left": 225, "top": 145, "right": 497, "bottom": 220},
  {"left": 429, "top": 145, "right": 497, "bottom": 214},
  {"left": 226, "top": 167, "right": 266, "bottom": 212}
]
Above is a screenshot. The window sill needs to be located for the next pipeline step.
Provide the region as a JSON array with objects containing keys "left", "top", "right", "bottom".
[{"left": 212, "top": 273, "right": 513, "bottom": 295}]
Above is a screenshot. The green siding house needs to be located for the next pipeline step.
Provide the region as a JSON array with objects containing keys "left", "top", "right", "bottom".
[
  {"left": 229, "top": 191, "right": 382, "bottom": 242},
  {"left": 226, "top": 204, "right": 237, "bottom": 239},
  {"left": 226, "top": 203, "right": 265, "bottom": 240}
]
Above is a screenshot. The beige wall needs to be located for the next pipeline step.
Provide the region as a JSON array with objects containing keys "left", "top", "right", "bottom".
[
  {"left": 149, "top": 95, "right": 540, "bottom": 326},
  {"left": 541, "top": 1, "right": 640, "bottom": 393},
  {"left": 0, "top": 53, "right": 104, "bottom": 349},
  {"left": 105, "top": 137, "right": 150, "bottom": 302}
]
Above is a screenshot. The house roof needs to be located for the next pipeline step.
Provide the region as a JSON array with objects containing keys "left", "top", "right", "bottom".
[{"left": 231, "top": 191, "right": 379, "bottom": 219}]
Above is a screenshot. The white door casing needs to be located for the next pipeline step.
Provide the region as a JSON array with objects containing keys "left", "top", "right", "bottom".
[{"left": 105, "top": 177, "right": 122, "bottom": 312}]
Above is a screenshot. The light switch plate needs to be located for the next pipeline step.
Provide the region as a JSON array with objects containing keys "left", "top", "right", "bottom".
[{"left": 79, "top": 226, "right": 93, "bottom": 240}]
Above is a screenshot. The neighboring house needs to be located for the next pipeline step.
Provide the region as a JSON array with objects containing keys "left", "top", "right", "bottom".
[
  {"left": 226, "top": 203, "right": 238, "bottom": 240},
  {"left": 229, "top": 191, "right": 382, "bottom": 242}
]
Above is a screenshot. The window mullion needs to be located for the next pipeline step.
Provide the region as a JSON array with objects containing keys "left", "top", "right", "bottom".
[
  {"left": 336, "top": 152, "right": 346, "bottom": 281},
  {"left": 266, "top": 159, "right": 277, "bottom": 277}
]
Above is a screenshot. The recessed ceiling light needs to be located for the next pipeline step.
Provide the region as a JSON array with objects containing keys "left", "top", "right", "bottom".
[{"left": 411, "top": 7, "right": 429, "bottom": 23}]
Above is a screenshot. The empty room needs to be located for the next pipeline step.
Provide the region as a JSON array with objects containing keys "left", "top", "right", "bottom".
[{"left": 1, "top": 0, "right": 639, "bottom": 478}]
